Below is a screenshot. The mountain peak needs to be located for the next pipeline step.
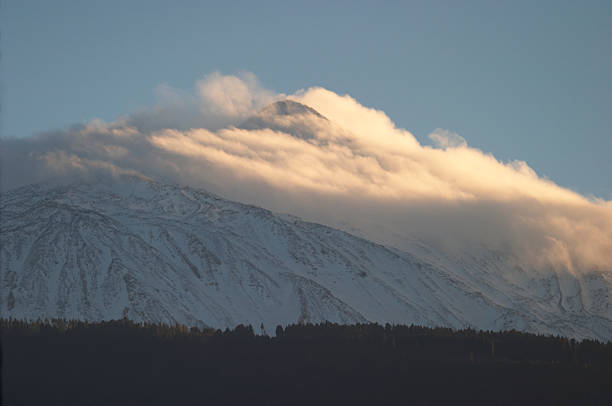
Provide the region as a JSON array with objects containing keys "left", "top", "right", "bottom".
[
  {"left": 237, "top": 100, "right": 328, "bottom": 139},
  {"left": 257, "top": 100, "right": 326, "bottom": 119}
]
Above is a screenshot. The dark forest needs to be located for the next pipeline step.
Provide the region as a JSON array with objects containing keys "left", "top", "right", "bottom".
[{"left": 2, "top": 319, "right": 611, "bottom": 405}]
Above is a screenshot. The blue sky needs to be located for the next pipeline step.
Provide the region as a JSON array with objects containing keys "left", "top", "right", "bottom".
[{"left": 2, "top": 0, "right": 612, "bottom": 198}]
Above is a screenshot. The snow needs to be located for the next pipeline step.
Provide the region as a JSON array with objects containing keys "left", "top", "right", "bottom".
[{"left": 1, "top": 175, "right": 611, "bottom": 340}]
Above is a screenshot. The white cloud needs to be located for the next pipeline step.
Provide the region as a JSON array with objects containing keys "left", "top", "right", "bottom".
[
  {"left": 1, "top": 72, "right": 611, "bottom": 273},
  {"left": 197, "top": 71, "right": 281, "bottom": 119},
  {"left": 428, "top": 128, "right": 468, "bottom": 149}
]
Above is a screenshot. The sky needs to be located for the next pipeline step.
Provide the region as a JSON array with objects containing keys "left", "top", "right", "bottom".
[
  {"left": 1, "top": 1, "right": 612, "bottom": 273},
  {"left": 2, "top": 0, "right": 611, "bottom": 199}
]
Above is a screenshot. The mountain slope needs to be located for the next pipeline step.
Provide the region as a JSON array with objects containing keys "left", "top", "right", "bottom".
[{"left": 1, "top": 176, "right": 610, "bottom": 340}]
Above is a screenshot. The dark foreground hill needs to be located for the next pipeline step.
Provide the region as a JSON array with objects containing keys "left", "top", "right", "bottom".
[{"left": 2, "top": 319, "right": 611, "bottom": 405}]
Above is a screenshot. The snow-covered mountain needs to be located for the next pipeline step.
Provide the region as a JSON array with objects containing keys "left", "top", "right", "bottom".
[{"left": 1, "top": 175, "right": 611, "bottom": 340}]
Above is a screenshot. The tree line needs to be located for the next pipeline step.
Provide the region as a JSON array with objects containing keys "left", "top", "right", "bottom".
[{"left": 2, "top": 318, "right": 611, "bottom": 405}]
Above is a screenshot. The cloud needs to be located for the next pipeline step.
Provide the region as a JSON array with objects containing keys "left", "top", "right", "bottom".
[
  {"left": 1, "top": 72, "right": 611, "bottom": 273},
  {"left": 123, "top": 71, "right": 285, "bottom": 132},
  {"left": 197, "top": 71, "right": 281, "bottom": 118},
  {"left": 428, "top": 128, "right": 467, "bottom": 149}
]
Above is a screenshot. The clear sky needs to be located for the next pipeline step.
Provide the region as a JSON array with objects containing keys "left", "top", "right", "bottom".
[{"left": 2, "top": 0, "right": 611, "bottom": 198}]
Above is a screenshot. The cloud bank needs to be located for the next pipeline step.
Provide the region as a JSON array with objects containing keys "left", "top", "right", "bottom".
[{"left": 2, "top": 72, "right": 611, "bottom": 272}]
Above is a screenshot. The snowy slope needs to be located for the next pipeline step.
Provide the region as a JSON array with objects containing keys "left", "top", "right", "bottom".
[{"left": 1, "top": 175, "right": 611, "bottom": 340}]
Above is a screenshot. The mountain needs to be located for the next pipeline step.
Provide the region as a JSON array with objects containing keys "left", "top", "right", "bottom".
[
  {"left": 1, "top": 175, "right": 611, "bottom": 340},
  {"left": 238, "top": 100, "right": 330, "bottom": 140}
]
